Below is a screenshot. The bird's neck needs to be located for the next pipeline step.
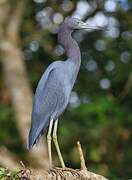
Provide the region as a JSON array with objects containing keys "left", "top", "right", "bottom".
[{"left": 58, "top": 28, "right": 81, "bottom": 66}]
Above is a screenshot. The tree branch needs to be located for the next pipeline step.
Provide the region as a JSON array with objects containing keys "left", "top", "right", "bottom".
[
  {"left": 0, "top": 147, "right": 19, "bottom": 170},
  {"left": 0, "top": 41, "right": 49, "bottom": 168},
  {"left": 29, "top": 168, "right": 108, "bottom": 180},
  {"left": 6, "top": 0, "right": 27, "bottom": 43},
  {"left": 0, "top": 0, "right": 10, "bottom": 38},
  {"left": 28, "top": 142, "right": 108, "bottom": 179},
  {"left": 31, "top": 141, "right": 107, "bottom": 180},
  {"left": 0, "top": 142, "right": 108, "bottom": 180},
  {"left": 0, "top": 0, "right": 49, "bottom": 168}
]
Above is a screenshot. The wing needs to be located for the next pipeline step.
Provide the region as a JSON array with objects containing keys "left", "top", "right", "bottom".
[{"left": 28, "top": 61, "right": 68, "bottom": 149}]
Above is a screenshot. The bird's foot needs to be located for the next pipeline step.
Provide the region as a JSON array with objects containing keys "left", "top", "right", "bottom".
[
  {"left": 49, "top": 167, "right": 80, "bottom": 176},
  {"left": 49, "top": 167, "right": 63, "bottom": 177},
  {"left": 61, "top": 167, "right": 80, "bottom": 176}
]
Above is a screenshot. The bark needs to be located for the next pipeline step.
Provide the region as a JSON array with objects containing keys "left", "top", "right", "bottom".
[
  {"left": 26, "top": 142, "right": 107, "bottom": 180},
  {"left": 0, "top": 143, "right": 108, "bottom": 180},
  {"left": 0, "top": 0, "right": 48, "bottom": 168},
  {"left": 29, "top": 168, "right": 108, "bottom": 180},
  {"left": 0, "top": 166, "right": 108, "bottom": 180},
  {"left": 0, "top": 147, "right": 19, "bottom": 170}
]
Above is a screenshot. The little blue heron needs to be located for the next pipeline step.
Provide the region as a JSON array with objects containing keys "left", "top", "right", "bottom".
[{"left": 28, "top": 17, "right": 102, "bottom": 168}]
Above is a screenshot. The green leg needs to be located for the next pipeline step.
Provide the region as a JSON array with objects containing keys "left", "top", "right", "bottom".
[
  {"left": 47, "top": 118, "right": 54, "bottom": 168},
  {"left": 53, "top": 119, "right": 65, "bottom": 169}
]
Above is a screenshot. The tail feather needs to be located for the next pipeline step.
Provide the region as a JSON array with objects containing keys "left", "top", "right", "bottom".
[
  {"left": 27, "top": 117, "right": 49, "bottom": 150},
  {"left": 27, "top": 129, "right": 42, "bottom": 150}
]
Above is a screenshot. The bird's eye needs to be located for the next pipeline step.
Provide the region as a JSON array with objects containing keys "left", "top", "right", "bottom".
[{"left": 76, "top": 21, "right": 80, "bottom": 26}]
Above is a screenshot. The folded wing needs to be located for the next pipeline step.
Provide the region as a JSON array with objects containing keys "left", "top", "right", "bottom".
[{"left": 28, "top": 61, "right": 66, "bottom": 149}]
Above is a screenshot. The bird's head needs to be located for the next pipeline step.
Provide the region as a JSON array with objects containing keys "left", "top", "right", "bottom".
[{"left": 63, "top": 17, "right": 103, "bottom": 31}]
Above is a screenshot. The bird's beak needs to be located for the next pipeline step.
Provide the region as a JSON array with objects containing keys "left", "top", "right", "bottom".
[{"left": 78, "top": 22, "right": 105, "bottom": 31}]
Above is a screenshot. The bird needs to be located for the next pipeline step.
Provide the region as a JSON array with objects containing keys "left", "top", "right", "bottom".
[{"left": 28, "top": 16, "right": 102, "bottom": 169}]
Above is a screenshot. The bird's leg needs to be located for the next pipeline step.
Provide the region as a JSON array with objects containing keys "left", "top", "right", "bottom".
[
  {"left": 47, "top": 118, "right": 54, "bottom": 168},
  {"left": 53, "top": 119, "right": 65, "bottom": 169}
]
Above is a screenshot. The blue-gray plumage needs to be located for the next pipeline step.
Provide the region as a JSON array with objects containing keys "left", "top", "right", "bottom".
[{"left": 28, "top": 17, "right": 102, "bottom": 168}]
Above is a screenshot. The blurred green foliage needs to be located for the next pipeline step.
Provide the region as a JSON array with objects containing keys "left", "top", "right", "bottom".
[
  {"left": 0, "top": 167, "right": 19, "bottom": 180},
  {"left": 0, "top": 104, "right": 23, "bottom": 154},
  {"left": 0, "top": 0, "right": 132, "bottom": 179}
]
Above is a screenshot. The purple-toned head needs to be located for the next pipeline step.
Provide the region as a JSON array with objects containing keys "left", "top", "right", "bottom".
[{"left": 61, "top": 16, "right": 102, "bottom": 31}]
